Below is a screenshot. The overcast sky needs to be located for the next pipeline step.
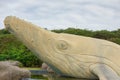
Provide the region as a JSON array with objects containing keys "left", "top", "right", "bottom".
[{"left": 0, "top": 0, "right": 120, "bottom": 30}]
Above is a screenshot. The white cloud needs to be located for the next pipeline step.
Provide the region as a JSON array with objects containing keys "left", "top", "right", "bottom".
[{"left": 0, "top": 0, "right": 120, "bottom": 30}]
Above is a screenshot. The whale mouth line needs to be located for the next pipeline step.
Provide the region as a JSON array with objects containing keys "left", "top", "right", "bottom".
[{"left": 5, "top": 24, "right": 15, "bottom": 34}]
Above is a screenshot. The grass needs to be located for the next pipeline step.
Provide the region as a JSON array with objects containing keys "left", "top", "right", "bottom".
[
  {"left": 23, "top": 67, "right": 41, "bottom": 70},
  {"left": 32, "top": 75, "right": 48, "bottom": 80}
]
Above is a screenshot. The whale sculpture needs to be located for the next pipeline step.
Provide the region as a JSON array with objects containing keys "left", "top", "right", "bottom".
[{"left": 4, "top": 16, "right": 120, "bottom": 80}]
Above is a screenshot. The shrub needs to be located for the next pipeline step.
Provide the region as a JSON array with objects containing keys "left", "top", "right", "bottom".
[{"left": 0, "top": 33, "right": 42, "bottom": 67}]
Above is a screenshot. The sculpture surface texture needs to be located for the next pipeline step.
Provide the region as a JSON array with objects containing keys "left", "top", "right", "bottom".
[
  {"left": 4, "top": 16, "right": 120, "bottom": 80},
  {"left": 0, "top": 61, "right": 31, "bottom": 80}
]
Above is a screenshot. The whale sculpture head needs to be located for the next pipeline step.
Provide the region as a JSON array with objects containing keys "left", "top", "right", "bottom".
[
  {"left": 4, "top": 16, "right": 90, "bottom": 76},
  {"left": 4, "top": 16, "right": 84, "bottom": 60}
]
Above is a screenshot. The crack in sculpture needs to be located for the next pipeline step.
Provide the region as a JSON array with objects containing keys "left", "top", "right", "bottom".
[{"left": 4, "top": 16, "right": 120, "bottom": 80}]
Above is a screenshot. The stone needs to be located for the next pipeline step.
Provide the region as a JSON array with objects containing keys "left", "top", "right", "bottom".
[
  {"left": 41, "top": 63, "right": 54, "bottom": 73},
  {"left": 0, "top": 60, "right": 22, "bottom": 67},
  {"left": 0, "top": 61, "right": 31, "bottom": 80},
  {"left": 4, "top": 16, "right": 120, "bottom": 80}
]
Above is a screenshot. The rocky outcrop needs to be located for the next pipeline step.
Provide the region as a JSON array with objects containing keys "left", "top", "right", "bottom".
[{"left": 0, "top": 61, "right": 31, "bottom": 80}]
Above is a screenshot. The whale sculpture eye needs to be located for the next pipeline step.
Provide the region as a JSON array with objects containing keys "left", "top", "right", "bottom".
[{"left": 57, "top": 40, "right": 68, "bottom": 50}]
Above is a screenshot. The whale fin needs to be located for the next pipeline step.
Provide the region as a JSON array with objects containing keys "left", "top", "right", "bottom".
[{"left": 90, "top": 63, "right": 120, "bottom": 80}]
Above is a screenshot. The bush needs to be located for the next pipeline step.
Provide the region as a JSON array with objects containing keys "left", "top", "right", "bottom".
[
  {"left": 0, "top": 29, "right": 10, "bottom": 34},
  {"left": 93, "top": 30, "right": 116, "bottom": 40},
  {"left": 0, "top": 33, "right": 42, "bottom": 67},
  {"left": 0, "top": 42, "right": 42, "bottom": 67}
]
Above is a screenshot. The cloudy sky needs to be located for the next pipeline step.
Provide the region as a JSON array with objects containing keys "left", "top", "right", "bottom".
[{"left": 0, "top": 0, "right": 120, "bottom": 30}]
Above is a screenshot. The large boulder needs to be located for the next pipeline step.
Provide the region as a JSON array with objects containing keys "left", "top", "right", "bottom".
[{"left": 0, "top": 61, "right": 31, "bottom": 80}]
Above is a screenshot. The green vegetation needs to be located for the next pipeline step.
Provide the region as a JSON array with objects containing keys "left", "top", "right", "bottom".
[
  {"left": 32, "top": 75, "right": 48, "bottom": 80},
  {"left": 0, "top": 29, "right": 42, "bottom": 67},
  {"left": 0, "top": 28, "right": 120, "bottom": 67}
]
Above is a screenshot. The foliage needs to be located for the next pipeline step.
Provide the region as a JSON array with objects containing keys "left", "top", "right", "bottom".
[
  {"left": 0, "top": 30, "right": 42, "bottom": 67},
  {"left": 52, "top": 28, "right": 94, "bottom": 37},
  {"left": 0, "top": 29, "right": 10, "bottom": 34},
  {"left": 93, "top": 30, "right": 116, "bottom": 40}
]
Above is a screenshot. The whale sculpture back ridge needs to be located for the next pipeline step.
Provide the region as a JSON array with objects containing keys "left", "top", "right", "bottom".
[{"left": 4, "top": 16, "right": 120, "bottom": 80}]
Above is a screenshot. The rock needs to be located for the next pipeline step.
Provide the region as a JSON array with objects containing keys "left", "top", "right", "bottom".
[
  {"left": 0, "top": 60, "right": 23, "bottom": 67},
  {"left": 41, "top": 63, "right": 54, "bottom": 73},
  {"left": 0, "top": 61, "right": 31, "bottom": 80},
  {"left": 41, "top": 63, "right": 54, "bottom": 77}
]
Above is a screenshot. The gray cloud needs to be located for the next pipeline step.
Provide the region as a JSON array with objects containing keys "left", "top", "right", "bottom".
[{"left": 0, "top": 0, "right": 120, "bottom": 30}]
